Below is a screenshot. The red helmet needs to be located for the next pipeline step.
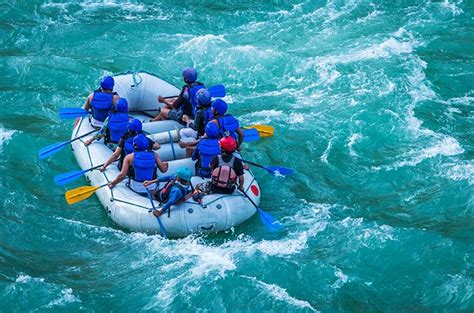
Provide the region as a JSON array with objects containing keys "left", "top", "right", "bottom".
[{"left": 219, "top": 136, "right": 236, "bottom": 153}]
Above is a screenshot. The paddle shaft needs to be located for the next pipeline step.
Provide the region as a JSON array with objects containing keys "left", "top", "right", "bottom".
[
  {"left": 147, "top": 189, "right": 168, "bottom": 238},
  {"left": 239, "top": 158, "right": 264, "bottom": 170},
  {"left": 41, "top": 129, "right": 97, "bottom": 156}
]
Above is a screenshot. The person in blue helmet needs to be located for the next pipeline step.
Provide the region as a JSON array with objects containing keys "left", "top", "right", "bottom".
[
  {"left": 143, "top": 167, "right": 193, "bottom": 217},
  {"left": 83, "top": 76, "right": 120, "bottom": 128},
  {"left": 108, "top": 134, "right": 168, "bottom": 196},
  {"left": 151, "top": 67, "right": 205, "bottom": 124},
  {"left": 179, "top": 88, "right": 213, "bottom": 142},
  {"left": 209, "top": 99, "right": 244, "bottom": 150},
  {"left": 191, "top": 122, "right": 221, "bottom": 178},
  {"left": 84, "top": 98, "right": 129, "bottom": 149},
  {"left": 100, "top": 119, "right": 159, "bottom": 171}
]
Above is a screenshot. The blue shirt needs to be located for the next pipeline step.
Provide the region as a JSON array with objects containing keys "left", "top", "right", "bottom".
[{"left": 157, "top": 175, "right": 190, "bottom": 211}]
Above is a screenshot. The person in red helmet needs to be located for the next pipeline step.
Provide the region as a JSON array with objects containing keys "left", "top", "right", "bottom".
[{"left": 209, "top": 136, "right": 245, "bottom": 194}]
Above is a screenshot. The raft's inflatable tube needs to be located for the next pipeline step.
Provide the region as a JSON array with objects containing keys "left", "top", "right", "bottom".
[{"left": 70, "top": 72, "right": 259, "bottom": 238}]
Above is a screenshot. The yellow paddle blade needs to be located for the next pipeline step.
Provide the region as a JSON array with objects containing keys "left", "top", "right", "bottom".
[
  {"left": 244, "top": 125, "right": 274, "bottom": 137},
  {"left": 65, "top": 185, "right": 102, "bottom": 205}
]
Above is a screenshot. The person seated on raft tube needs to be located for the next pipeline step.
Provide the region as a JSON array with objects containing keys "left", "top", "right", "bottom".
[
  {"left": 84, "top": 98, "right": 129, "bottom": 150},
  {"left": 209, "top": 136, "right": 245, "bottom": 194},
  {"left": 83, "top": 76, "right": 120, "bottom": 128},
  {"left": 108, "top": 134, "right": 168, "bottom": 196},
  {"left": 208, "top": 99, "right": 244, "bottom": 150},
  {"left": 191, "top": 122, "right": 221, "bottom": 178},
  {"left": 143, "top": 167, "right": 193, "bottom": 217},
  {"left": 179, "top": 88, "right": 213, "bottom": 142},
  {"left": 100, "top": 119, "right": 160, "bottom": 171},
  {"left": 150, "top": 67, "right": 205, "bottom": 124}
]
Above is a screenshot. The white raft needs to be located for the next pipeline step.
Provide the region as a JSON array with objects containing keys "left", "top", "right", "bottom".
[{"left": 70, "top": 72, "right": 260, "bottom": 238}]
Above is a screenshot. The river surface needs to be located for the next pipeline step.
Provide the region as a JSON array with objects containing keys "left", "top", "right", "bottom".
[{"left": 0, "top": 1, "right": 473, "bottom": 312}]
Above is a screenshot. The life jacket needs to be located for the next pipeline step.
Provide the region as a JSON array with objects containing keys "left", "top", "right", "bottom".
[
  {"left": 131, "top": 151, "right": 156, "bottom": 182},
  {"left": 217, "top": 115, "right": 239, "bottom": 140},
  {"left": 107, "top": 112, "right": 129, "bottom": 143},
  {"left": 196, "top": 138, "right": 220, "bottom": 177},
  {"left": 211, "top": 155, "right": 237, "bottom": 191},
  {"left": 188, "top": 82, "right": 205, "bottom": 113},
  {"left": 90, "top": 90, "right": 114, "bottom": 122},
  {"left": 158, "top": 179, "right": 187, "bottom": 205}
]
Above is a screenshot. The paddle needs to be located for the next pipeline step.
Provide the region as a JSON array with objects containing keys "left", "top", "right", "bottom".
[
  {"left": 54, "top": 161, "right": 118, "bottom": 186},
  {"left": 240, "top": 159, "right": 294, "bottom": 177},
  {"left": 59, "top": 108, "right": 90, "bottom": 119},
  {"left": 38, "top": 129, "right": 97, "bottom": 160},
  {"left": 208, "top": 84, "right": 226, "bottom": 97},
  {"left": 65, "top": 183, "right": 108, "bottom": 205},
  {"left": 241, "top": 190, "right": 282, "bottom": 232},
  {"left": 243, "top": 125, "right": 274, "bottom": 137},
  {"left": 242, "top": 128, "right": 260, "bottom": 142},
  {"left": 147, "top": 189, "right": 168, "bottom": 239}
]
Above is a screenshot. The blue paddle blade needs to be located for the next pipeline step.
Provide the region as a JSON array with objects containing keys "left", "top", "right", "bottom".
[
  {"left": 257, "top": 207, "right": 283, "bottom": 232},
  {"left": 264, "top": 166, "right": 294, "bottom": 177},
  {"left": 38, "top": 141, "right": 68, "bottom": 160},
  {"left": 54, "top": 169, "right": 87, "bottom": 186},
  {"left": 208, "top": 84, "right": 226, "bottom": 97},
  {"left": 243, "top": 128, "right": 260, "bottom": 142},
  {"left": 59, "top": 108, "right": 89, "bottom": 119}
]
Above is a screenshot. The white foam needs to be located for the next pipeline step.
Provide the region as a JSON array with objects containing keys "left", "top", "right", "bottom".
[
  {"left": 441, "top": 0, "right": 463, "bottom": 16},
  {"left": 177, "top": 34, "right": 227, "bottom": 53},
  {"left": 243, "top": 276, "right": 319, "bottom": 312},
  {"left": 356, "top": 10, "right": 383, "bottom": 23},
  {"left": 46, "top": 288, "right": 81, "bottom": 307},
  {"left": 0, "top": 125, "right": 16, "bottom": 149},
  {"left": 444, "top": 161, "right": 474, "bottom": 185},
  {"left": 320, "top": 138, "right": 333, "bottom": 164},
  {"left": 287, "top": 112, "right": 305, "bottom": 124},
  {"left": 331, "top": 267, "right": 349, "bottom": 289},
  {"left": 347, "top": 133, "right": 363, "bottom": 157},
  {"left": 15, "top": 274, "right": 44, "bottom": 283}
]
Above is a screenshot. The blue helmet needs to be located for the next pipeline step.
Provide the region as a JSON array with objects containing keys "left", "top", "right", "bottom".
[
  {"left": 176, "top": 167, "right": 192, "bottom": 181},
  {"left": 133, "top": 134, "right": 149, "bottom": 151},
  {"left": 128, "top": 119, "right": 142, "bottom": 132},
  {"left": 100, "top": 76, "right": 114, "bottom": 90},
  {"left": 115, "top": 98, "right": 128, "bottom": 112},
  {"left": 212, "top": 99, "right": 227, "bottom": 115},
  {"left": 182, "top": 67, "right": 197, "bottom": 83},
  {"left": 196, "top": 88, "right": 211, "bottom": 106},
  {"left": 205, "top": 122, "right": 219, "bottom": 139}
]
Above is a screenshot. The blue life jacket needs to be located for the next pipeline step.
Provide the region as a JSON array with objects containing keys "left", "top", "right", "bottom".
[
  {"left": 187, "top": 83, "right": 205, "bottom": 116},
  {"left": 132, "top": 151, "right": 156, "bottom": 182},
  {"left": 196, "top": 138, "right": 220, "bottom": 177},
  {"left": 91, "top": 90, "right": 114, "bottom": 122},
  {"left": 124, "top": 132, "right": 136, "bottom": 155},
  {"left": 218, "top": 115, "right": 239, "bottom": 140},
  {"left": 107, "top": 112, "right": 129, "bottom": 143}
]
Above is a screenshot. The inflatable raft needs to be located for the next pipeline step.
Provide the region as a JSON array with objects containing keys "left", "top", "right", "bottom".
[{"left": 70, "top": 72, "right": 260, "bottom": 238}]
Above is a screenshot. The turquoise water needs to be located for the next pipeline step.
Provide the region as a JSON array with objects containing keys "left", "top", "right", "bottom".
[{"left": 1, "top": 0, "right": 473, "bottom": 311}]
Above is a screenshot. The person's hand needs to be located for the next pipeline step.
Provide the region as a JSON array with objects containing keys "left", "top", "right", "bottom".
[
  {"left": 178, "top": 141, "right": 188, "bottom": 148},
  {"left": 108, "top": 182, "right": 115, "bottom": 189},
  {"left": 157, "top": 95, "right": 164, "bottom": 103},
  {"left": 162, "top": 161, "right": 169, "bottom": 172},
  {"left": 182, "top": 114, "right": 190, "bottom": 124},
  {"left": 99, "top": 165, "right": 107, "bottom": 172},
  {"left": 143, "top": 180, "right": 154, "bottom": 187},
  {"left": 84, "top": 138, "right": 93, "bottom": 146},
  {"left": 152, "top": 209, "right": 163, "bottom": 217},
  {"left": 238, "top": 186, "right": 244, "bottom": 193}
]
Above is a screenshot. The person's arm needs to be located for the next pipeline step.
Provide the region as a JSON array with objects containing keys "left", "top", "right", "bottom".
[
  {"left": 108, "top": 154, "right": 132, "bottom": 188},
  {"left": 236, "top": 127, "right": 244, "bottom": 150},
  {"left": 101, "top": 146, "right": 122, "bottom": 171},
  {"left": 84, "top": 117, "right": 109, "bottom": 146},
  {"left": 161, "top": 188, "right": 183, "bottom": 211},
  {"left": 155, "top": 153, "right": 169, "bottom": 173},
  {"left": 234, "top": 158, "right": 245, "bottom": 191},
  {"left": 83, "top": 94, "right": 93, "bottom": 110},
  {"left": 238, "top": 175, "right": 244, "bottom": 192},
  {"left": 112, "top": 94, "right": 120, "bottom": 104},
  {"left": 210, "top": 156, "right": 218, "bottom": 170}
]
